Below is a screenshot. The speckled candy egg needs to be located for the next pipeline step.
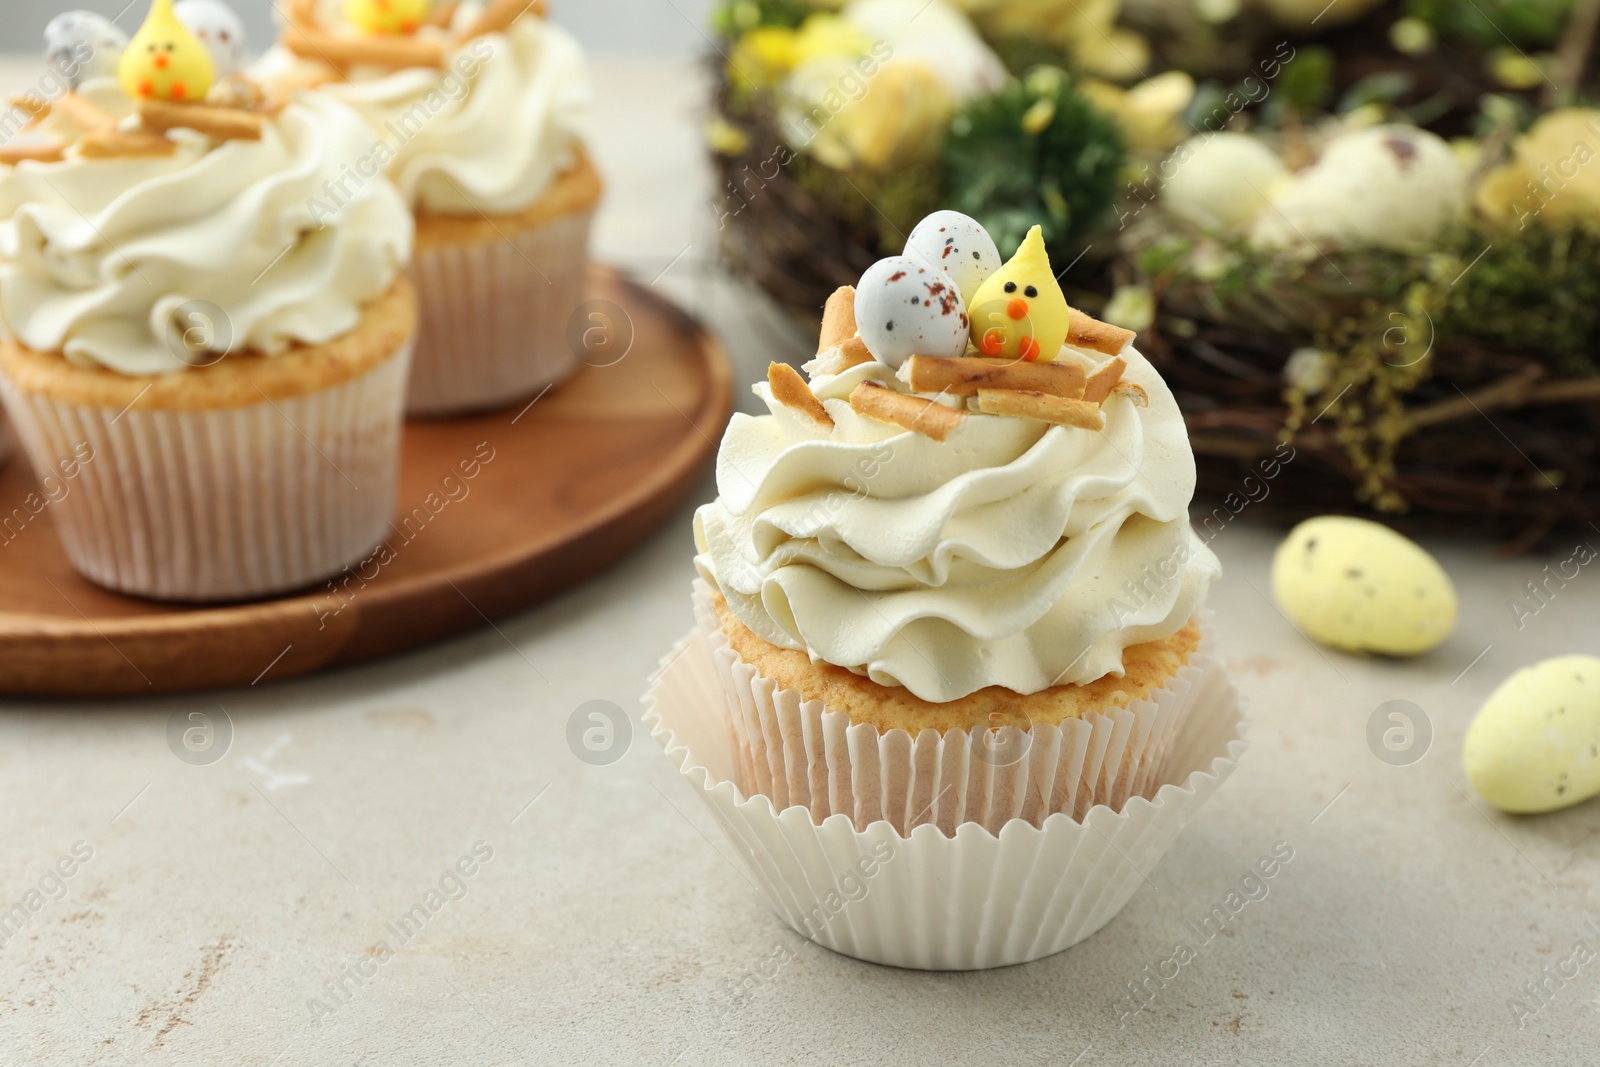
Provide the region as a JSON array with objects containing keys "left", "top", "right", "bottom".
[
  {"left": 1249, "top": 125, "right": 1466, "bottom": 253},
  {"left": 1271, "top": 516, "right": 1457, "bottom": 655},
  {"left": 1464, "top": 656, "right": 1600, "bottom": 813},
  {"left": 175, "top": 0, "right": 248, "bottom": 80},
  {"left": 43, "top": 11, "right": 128, "bottom": 89},
  {"left": 903, "top": 211, "right": 1001, "bottom": 306},
  {"left": 854, "top": 255, "right": 969, "bottom": 370}
]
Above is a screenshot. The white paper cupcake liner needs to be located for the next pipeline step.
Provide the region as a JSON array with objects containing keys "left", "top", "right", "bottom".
[
  {"left": 0, "top": 339, "right": 413, "bottom": 602},
  {"left": 643, "top": 618, "right": 1247, "bottom": 970},
  {"left": 405, "top": 207, "right": 594, "bottom": 417},
  {"left": 689, "top": 579, "right": 1212, "bottom": 836}
]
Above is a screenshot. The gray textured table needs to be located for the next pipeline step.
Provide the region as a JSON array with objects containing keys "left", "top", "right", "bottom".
[{"left": 1, "top": 57, "right": 1597, "bottom": 1067}]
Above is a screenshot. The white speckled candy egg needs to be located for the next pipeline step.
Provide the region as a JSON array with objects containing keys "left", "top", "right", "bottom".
[
  {"left": 1249, "top": 125, "right": 1466, "bottom": 253},
  {"left": 43, "top": 11, "right": 128, "bottom": 89},
  {"left": 1464, "top": 655, "right": 1600, "bottom": 813},
  {"left": 1270, "top": 516, "right": 1457, "bottom": 655},
  {"left": 854, "top": 255, "right": 969, "bottom": 370},
  {"left": 175, "top": 0, "right": 248, "bottom": 80},
  {"left": 903, "top": 211, "right": 1001, "bottom": 305}
]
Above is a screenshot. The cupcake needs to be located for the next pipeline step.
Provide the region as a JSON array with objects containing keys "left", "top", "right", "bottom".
[
  {"left": 690, "top": 210, "right": 1224, "bottom": 835},
  {"left": 0, "top": 2, "right": 414, "bottom": 601},
  {"left": 646, "top": 210, "right": 1242, "bottom": 968},
  {"left": 263, "top": 0, "right": 598, "bottom": 416}
]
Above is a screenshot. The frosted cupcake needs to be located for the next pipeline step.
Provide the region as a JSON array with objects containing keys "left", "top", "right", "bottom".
[
  {"left": 0, "top": 3, "right": 414, "bottom": 601},
  {"left": 264, "top": 0, "right": 598, "bottom": 416},
  {"left": 692, "top": 211, "right": 1222, "bottom": 835}
]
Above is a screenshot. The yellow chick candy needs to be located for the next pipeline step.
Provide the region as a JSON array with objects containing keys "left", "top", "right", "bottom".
[
  {"left": 346, "top": 0, "right": 431, "bottom": 36},
  {"left": 968, "top": 225, "right": 1071, "bottom": 362},
  {"left": 119, "top": 0, "right": 215, "bottom": 103}
]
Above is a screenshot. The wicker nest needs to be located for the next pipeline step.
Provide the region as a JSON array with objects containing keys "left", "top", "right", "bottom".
[
  {"left": 1122, "top": 218, "right": 1600, "bottom": 549},
  {"left": 711, "top": 66, "right": 924, "bottom": 323},
  {"left": 706, "top": 7, "right": 1600, "bottom": 546},
  {"left": 1147, "top": 324, "right": 1600, "bottom": 550},
  {"left": 709, "top": 55, "right": 1123, "bottom": 326}
]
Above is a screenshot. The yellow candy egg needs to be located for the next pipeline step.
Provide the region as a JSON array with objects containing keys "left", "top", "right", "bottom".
[
  {"left": 1270, "top": 516, "right": 1456, "bottom": 655},
  {"left": 118, "top": 0, "right": 215, "bottom": 103},
  {"left": 967, "top": 225, "right": 1071, "bottom": 362},
  {"left": 1464, "top": 655, "right": 1600, "bottom": 813}
]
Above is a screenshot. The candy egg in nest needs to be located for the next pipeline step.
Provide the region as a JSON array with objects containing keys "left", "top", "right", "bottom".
[
  {"left": 854, "top": 255, "right": 969, "bottom": 370},
  {"left": 1249, "top": 125, "right": 1466, "bottom": 254},
  {"left": 903, "top": 210, "right": 1000, "bottom": 306}
]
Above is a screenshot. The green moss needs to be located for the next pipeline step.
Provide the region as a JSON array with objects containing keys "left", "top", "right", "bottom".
[
  {"left": 1437, "top": 226, "right": 1600, "bottom": 376},
  {"left": 1267, "top": 46, "right": 1335, "bottom": 119},
  {"left": 788, "top": 149, "right": 941, "bottom": 253},
  {"left": 1404, "top": 0, "right": 1574, "bottom": 48},
  {"left": 942, "top": 70, "right": 1125, "bottom": 264},
  {"left": 1138, "top": 239, "right": 1191, "bottom": 279}
]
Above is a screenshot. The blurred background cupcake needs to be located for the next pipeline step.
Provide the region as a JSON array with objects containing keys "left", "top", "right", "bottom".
[
  {"left": 0, "top": 3, "right": 415, "bottom": 601},
  {"left": 261, "top": 0, "right": 598, "bottom": 417}
]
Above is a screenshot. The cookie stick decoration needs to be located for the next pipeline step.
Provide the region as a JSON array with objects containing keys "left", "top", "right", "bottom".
[
  {"left": 968, "top": 225, "right": 1071, "bottom": 362},
  {"left": 0, "top": 140, "right": 66, "bottom": 165},
  {"left": 810, "top": 286, "right": 874, "bottom": 372},
  {"left": 119, "top": 0, "right": 215, "bottom": 103}
]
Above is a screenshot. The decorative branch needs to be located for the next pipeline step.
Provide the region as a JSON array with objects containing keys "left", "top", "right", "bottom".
[
  {"left": 1548, "top": 0, "right": 1600, "bottom": 107},
  {"left": 1405, "top": 364, "right": 1545, "bottom": 430}
]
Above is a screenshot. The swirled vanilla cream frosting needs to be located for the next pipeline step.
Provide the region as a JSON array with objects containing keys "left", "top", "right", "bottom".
[
  {"left": 0, "top": 83, "right": 411, "bottom": 376},
  {"left": 259, "top": 1, "right": 590, "bottom": 216},
  {"left": 694, "top": 212, "right": 1220, "bottom": 704}
]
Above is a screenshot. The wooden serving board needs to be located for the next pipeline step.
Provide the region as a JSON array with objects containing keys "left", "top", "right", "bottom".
[{"left": 0, "top": 266, "right": 732, "bottom": 698}]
